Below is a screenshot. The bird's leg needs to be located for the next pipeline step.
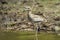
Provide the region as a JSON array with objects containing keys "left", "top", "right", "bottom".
[{"left": 35, "top": 23, "right": 38, "bottom": 40}]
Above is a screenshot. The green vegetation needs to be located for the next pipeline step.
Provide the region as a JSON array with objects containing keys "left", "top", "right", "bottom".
[{"left": 0, "top": 31, "right": 60, "bottom": 40}]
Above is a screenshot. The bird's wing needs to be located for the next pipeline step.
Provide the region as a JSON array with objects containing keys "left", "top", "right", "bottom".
[{"left": 29, "top": 13, "right": 46, "bottom": 21}]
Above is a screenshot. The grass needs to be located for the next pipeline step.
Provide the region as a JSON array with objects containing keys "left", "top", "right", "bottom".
[{"left": 0, "top": 31, "right": 60, "bottom": 40}]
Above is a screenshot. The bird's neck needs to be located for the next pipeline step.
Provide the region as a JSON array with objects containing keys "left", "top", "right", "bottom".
[{"left": 28, "top": 11, "right": 32, "bottom": 16}]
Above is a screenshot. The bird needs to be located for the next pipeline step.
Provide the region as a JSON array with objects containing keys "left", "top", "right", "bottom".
[{"left": 25, "top": 6, "right": 47, "bottom": 40}]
